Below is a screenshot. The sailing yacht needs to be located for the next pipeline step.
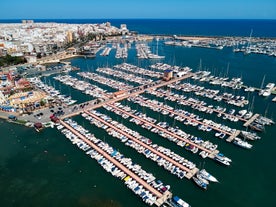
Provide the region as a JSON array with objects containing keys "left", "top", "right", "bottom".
[
  {"left": 198, "top": 169, "right": 218, "bottom": 182},
  {"left": 192, "top": 176, "right": 208, "bottom": 190}
]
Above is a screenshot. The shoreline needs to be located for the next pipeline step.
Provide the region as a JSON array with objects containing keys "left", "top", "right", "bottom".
[{"left": 145, "top": 34, "right": 276, "bottom": 40}]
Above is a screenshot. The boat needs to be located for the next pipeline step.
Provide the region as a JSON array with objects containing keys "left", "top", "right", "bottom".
[
  {"left": 196, "top": 173, "right": 209, "bottom": 185},
  {"left": 199, "top": 169, "right": 218, "bottom": 182},
  {"left": 81, "top": 46, "right": 96, "bottom": 58},
  {"left": 265, "top": 83, "right": 275, "bottom": 89},
  {"left": 192, "top": 176, "right": 207, "bottom": 190},
  {"left": 238, "top": 109, "right": 247, "bottom": 117},
  {"left": 233, "top": 138, "right": 252, "bottom": 149},
  {"left": 249, "top": 123, "right": 264, "bottom": 132},
  {"left": 244, "top": 111, "right": 253, "bottom": 119},
  {"left": 214, "top": 154, "right": 231, "bottom": 166},
  {"left": 240, "top": 131, "right": 261, "bottom": 140},
  {"left": 172, "top": 196, "right": 191, "bottom": 207},
  {"left": 262, "top": 90, "right": 271, "bottom": 97}
]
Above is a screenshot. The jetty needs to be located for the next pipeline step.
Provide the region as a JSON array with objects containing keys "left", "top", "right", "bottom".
[
  {"left": 226, "top": 130, "right": 241, "bottom": 142},
  {"left": 60, "top": 119, "right": 172, "bottom": 206},
  {"left": 85, "top": 110, "right": 199, "bottom": 179},
  {"left": 106, "top": 102, "right": 219, "bottom": 159},
  {"left": 148, "top": 88, "right": 249, "bottom": 123},
  {"left": 243, "top": 114, "right": 260, "bottom": 127},
  {"left": 129, "top": 95, "right": 241, "bottom": 142},
  {"left": 61, "top": 73, "right": 194, "bottom": 120}
]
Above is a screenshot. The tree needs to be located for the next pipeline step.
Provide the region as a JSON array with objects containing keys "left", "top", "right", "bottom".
[{"left": 40, "top": 99, "right": 46, "bottom": 106}]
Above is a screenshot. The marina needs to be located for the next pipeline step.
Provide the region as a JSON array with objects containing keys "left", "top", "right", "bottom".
[
  {"left": 96, "top": 67, "right": 153, "bottom": 85},
  {"left": 100, "top": 47, "right": 112, "bottom": 56},
  {"left": 83, "top": 110, "right": 199, "bottom": 179},
  {"left": 37, "top": 58, "right": 274, "bottom": 199},
  {"left": 145, "top": 88, "right": 268, "bottom": 136},
  {"left": 115, "top": 44, "right": 128, "bottom": 59},
  {"left": 53, "top": 74, "right": 109, "bottom": 99},
  {"left": 59, "top": 119, "right": 175, "bottom": 206},
  {"left": 77, "top": 71, "right": 134, "bottom": 91},
  {"left": 128, "top": 95, "right": 245, "bottom": 144},
  {"left": 114, "top": 63, "right": 162, "bottom": 78},
  {"left": 167, "top": 81, "right": 249, "bottom": 107},
  {"left": 135, "top": 42, "right": 165, "bottom": 59},
  {"left": 164, "top": 36, "right": 276, "bottom": 57},
  {"left": 2, "top": 55, "right": 275, "bottom": 206},
  {"left": 1, "top": 19, "right": 276, "bottom": 207},
  {"left": 105, "top": 102, "right": 221, "bottom": 160},
  {"left": 103, "top": 101, "right": 224, "bottom": 160}
]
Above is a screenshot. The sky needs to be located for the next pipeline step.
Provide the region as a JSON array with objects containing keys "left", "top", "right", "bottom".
[{"left": 1, "top": 0, "right": 276, "bottom": 19}]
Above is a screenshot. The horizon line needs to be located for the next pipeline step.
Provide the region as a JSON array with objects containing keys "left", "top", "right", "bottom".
[{"left": 0, "top": 18, "right": 276, "bottom": 21}]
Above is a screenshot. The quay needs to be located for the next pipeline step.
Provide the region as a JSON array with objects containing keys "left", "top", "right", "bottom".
[
  {"left": 243, "top": 114, "right": 260, "bottom": 127},
  {"left": 60, "top": 120, "right": 172, "bottom": 206},
  {"left": 37, "top": 53, "right": 83, "bottom": 64},
  {"left": 85, "top": 110, "right": 198, "bottom": 179},
  {"left": 106, "top": 103, "right": 219, "bottom": 159}
]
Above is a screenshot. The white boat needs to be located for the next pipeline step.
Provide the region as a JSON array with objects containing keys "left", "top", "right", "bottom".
[
  {"left": 172, "top": 196, "right": 190, "bottom": 207},
  {"left": 196, "top": 173, "right": 209, "bottom": 185},
  {"left": 238, "top": 109, "right": 247, "bottom": 117},
  {"left": 244, "top": 111, "right": 253, "bottom": 119},
  {"left": 233, "top": 138, "right": 252, "bottom": 149},
  {"left": 266, "top": 83, "right": 275, "bottom": 89},
  {"left": 262, "top": 90, "right": 271, "bottom": 97},
  {"left": 199, "top": 169, "right": 218, "bottom": 182},
  {"left": 214, "top": 154, "right": 231, "bottom": 166}
]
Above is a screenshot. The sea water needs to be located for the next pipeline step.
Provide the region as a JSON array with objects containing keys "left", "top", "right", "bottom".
[{"left": 1, "top": 19, "right": 276, "bottom": 207}]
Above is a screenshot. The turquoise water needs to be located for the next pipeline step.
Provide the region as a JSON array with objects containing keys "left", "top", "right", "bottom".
[{"left": 1, "top": 41, "right": 276, "bottom": 207}]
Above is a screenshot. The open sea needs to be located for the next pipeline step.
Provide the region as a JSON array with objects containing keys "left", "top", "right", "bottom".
[{"left": 0, "top": 19, "right": 276, "bottom": 207}]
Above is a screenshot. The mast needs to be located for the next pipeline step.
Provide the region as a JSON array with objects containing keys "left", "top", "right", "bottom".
[
  {"left": 260, "top": 74, "right": 266, "bottom": 89},
  {"left": 246, "top": 29, "right": 253, "bottom": 54},
  {"left": 226, "top": 62, "right": 230, "bottom": 77},
  {"left": 156, "top": 37, "right": 159, "bottom": 56},
  {"left": 198, "top": 59, "right": 202, "bottom": 72}
]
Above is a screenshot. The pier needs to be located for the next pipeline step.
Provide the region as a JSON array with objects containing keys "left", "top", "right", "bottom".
[
  {"left": 243, "top": 114, "right": 260, "bottom": 127},
  {"left": 85, "top": 110, "right": 199, "bottom": 179},
  {"left": 148, "top": 88, "right": 248, "bottom": 123},
  {"left": 61, "top": 73, "right": 194, "bottom": 120},
  {"left": 106, "top": 103, "right": 219, "bottom": 159},
  {"left": 129, "top": 95, "right": 241, "bottom": 140},
  {"left": 226, "top": 130, "right": 241, "bottom": 142},
  {"left": 60, "top": 120, "right": 173, "bottom": 206}
]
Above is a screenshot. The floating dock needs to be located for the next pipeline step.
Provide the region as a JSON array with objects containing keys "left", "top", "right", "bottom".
[
  {"left": 60, "top": 120, "right": 173, "bottom": 206},
  {"left": 149, "top": 89, "right": 248, "bottom": 123},
  {"left": 85, "top": 110, "right": 199, "bottom": 179},
  {"left": 243, "top": 114, "right": 259, "bottom": 127},
  {"left": 132, "top": 95, "right": 239, "bottom": 138},
  {"left": 107, "top": 103, "right": 219, "bottom": 159},
  {"left": 226, "top": 130, "right": 241, "bottom": 142},
  {"left": 61, "top": 73, "right": 194, "bottom": 120}
]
